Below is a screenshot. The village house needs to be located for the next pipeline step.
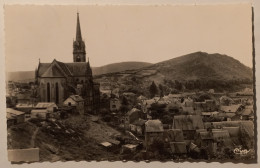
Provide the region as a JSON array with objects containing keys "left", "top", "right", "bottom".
[
  {"left": 193, "top": 99, "right": 217, "bottom": 113},
  {"left": 141, "top": 97, "right": 160, "bottom": 114},
  {"left": 31, "top": 102, "right": 58, "bottom": 119},
  {"left": 201, "top": 111, "right": 219, "bottom": 120},
  {"left": 122, "top": 92, "right": 137, "bottom": 103},
  {"left": 129, "top": 119, "right": 146, "bottom": 136},
  {"left": 236, "top": 88, "right": 254, "bottom": 96},
  {"left": 63, "top": 95, "right": 84, "bottom": 115},
  {"left": 219, "top": 96, "right": 234, "bottom": 106},
  {"left": 145, "top": 120, "right": 164, "bottom": 149},
  {"left": 15, "top": 92, "right": 31, "bottom": 104},
  {"left": 173, "top": 115, "right": 204, "bottom": 141},
  {"left": 111, "top": 87, "right": 120, "bottom": 96},
  {"left": 219, "top": 104, "right": 243, "bottom": 121},
  {"left": 6, "top": 108, "right": 25, "bottom": 127},
  {"left": 124, "top": 108, "right": 144, "bottom": 129},
  {"left": 110, "top": 98, "right": 121, "bottom": 112},
  {"left": 235, "top": 105, "right": 254, "bottom": 121},
  {"left": 15, "top": 103, "right": 35, "bottom": 113},
  {"left": 31, "top": 109, "right": 50, "bottom": 119},
  {"left": 182, "top": 98, "right": 194, "bottom": 107},
  {"left": 163, "top": 129, "right": 185, "bottom": 143},
  {"left": 196, "top": 130, "right": 232, "bottom": 155},
  {"left": 121, "top": 144, "right": 138, "bottom": 154},
  {"left": 35, "top": 102, "right": 58, "bottom": 112},
  {"left": 6, "top": 95, "right": 17, "bottom": 108},
  {"left": 137, "top": 95, "right": 148, "bottom": 103}
]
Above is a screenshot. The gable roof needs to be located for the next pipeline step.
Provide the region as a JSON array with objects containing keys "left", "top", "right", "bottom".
[
  {"left": 126, "top": 108, "right": 141, "bottom": 116},
  {"left": 222, "top": 127, "right": 240, "bottom": 137},
  {"left": 241, "top": 109, "right": 253, "bottom": 116},
  {"left": 41, "top": 62, "right": 67, "bottom": 77},
  {"left": 145, "top": 120, "right": 164, "bottom": 133},
  {"left": 38, "top": 60, "right": 89, "bottom": 77},
  {"left": 219, "top": 104, "right": 242, "bottom": 113},
  {"left": 6, "top": 108, "right": 25, "bottom": 117},
  {"left": 66, "top": 62, "right": 89, "bottom": 76},
  {"left": 69, "top": 95, "right": 84, "bottom": 102},
  {"left": 173, "top": 115, "right": 204, "bottom": 130}
]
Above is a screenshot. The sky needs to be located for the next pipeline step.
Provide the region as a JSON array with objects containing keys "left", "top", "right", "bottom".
[{"left": 4, "top": 4, "right": 253, "bottom": 72}]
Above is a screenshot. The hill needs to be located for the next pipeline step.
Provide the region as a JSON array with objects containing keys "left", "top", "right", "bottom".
[
  {"left": 92, "top": 61, "right": 152, "bottom": 75},
  {"left": 96, "top": 52, "right": 253, "bottom": 93},
  {"left": 6, "top": 71, "right": 35, "bottom": 82},
  {"left": 6, "top": 61, "right": 152, "bottom": 82},
  {"left": 148, "top": 51, "right": 253, "bottom": 81}
]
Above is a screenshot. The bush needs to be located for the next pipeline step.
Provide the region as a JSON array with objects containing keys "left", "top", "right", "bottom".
[
  {"left": 162, "top": 115, "right": 172, "bottom": 124},
  {"left": 103, "top": 114, "right": 112, "bottom": 122}
]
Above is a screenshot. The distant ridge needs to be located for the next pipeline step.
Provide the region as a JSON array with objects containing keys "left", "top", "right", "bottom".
[
  {"left": 92, "top": 61, "right": 152, "bottom": 75},
  {"left": 6, "top": 52, "right": 253, "bottom": 83},
  {"left": 146, "top": 51, "right": 253, "bottom": 81}
]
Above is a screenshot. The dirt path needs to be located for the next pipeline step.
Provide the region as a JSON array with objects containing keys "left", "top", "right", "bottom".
[{"left": 30, "top": 127, "right": 39, "bottom": 147}]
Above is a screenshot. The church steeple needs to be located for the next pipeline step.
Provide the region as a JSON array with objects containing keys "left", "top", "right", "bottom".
[
  {"left": 73, "top": 12, "right": 86, "bottom": 62},
  {"left": 76, "top": 12, "right": 82, "bottom": 41}
]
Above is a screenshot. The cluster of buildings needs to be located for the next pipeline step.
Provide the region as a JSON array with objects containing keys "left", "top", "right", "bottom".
[{"left": 101, "top": 89, "right": 254, "bottom": 156}]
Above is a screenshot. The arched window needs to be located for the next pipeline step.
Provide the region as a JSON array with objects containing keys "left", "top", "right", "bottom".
[
  {"left": 55, "top": 82, "right": 59, "bottom": 104},
  {"left": 47, "top": 83, "right": 50, "bottom": 102}
]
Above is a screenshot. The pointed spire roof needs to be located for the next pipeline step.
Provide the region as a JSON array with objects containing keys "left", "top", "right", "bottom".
[
  {"left": 86, "top": 58, "right": 92, "bottom": 76},
  {"left": 76, "top": 12, "right": 82, "bottom": 41}
]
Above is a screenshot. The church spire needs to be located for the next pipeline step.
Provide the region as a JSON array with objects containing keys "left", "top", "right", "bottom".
[
  {"left": 73, "top": 12, "right": 86, "bottom": 62},
  {"left": 76, "top": 12, "right": 82, "bottom": 41}
]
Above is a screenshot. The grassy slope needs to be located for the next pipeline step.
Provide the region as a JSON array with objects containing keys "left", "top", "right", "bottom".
[
  {"left": 8, "top": 116, "right": 123, "bottom": 162},
  {"left": 148, "top": 51, "right": 253, "bottom": 81}
]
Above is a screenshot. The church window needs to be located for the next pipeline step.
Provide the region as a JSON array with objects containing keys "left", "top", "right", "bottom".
[
  {"left": 76, "top": 56, "right": 81, "bottom": 62},
  {"left": 55, "top": 82, "right": 59, "bottom": 104},
  {"left": 47, "top": 83, "right": 50, "bottom": 102}
]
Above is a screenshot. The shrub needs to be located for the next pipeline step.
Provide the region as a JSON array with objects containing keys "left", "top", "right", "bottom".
[{"left": 103, "top": 114, "right": 112, "bottom": 122}]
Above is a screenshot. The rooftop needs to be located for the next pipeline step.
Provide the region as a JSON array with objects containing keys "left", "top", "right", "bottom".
[
  {"left": 219, "top": 104, "right": 242, "bottom": 113},
  {"left": 35, "top": 102, "right": 57, "bottom": 109},
  {"left": 173, "top": 115, "right": 204, "bottom": 130},
  {"left": 6, "top": 108, "right": 25, "bottom": 116},
  {"left": 145, "top": 120, "right": 164, "bottom": 133}
]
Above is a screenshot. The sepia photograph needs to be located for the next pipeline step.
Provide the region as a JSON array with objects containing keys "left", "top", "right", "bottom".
[{"left": 2, "top": 1, "right": 258, "bottom": 165}]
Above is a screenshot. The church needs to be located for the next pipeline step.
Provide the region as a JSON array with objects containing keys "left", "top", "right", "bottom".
[{"left": 35, "top": 13, "right": 100, "bottom": 114}]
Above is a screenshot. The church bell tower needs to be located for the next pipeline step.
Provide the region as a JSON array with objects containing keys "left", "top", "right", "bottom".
[{"left": 73, "top": 12, "right": 86, "bottom": 62}]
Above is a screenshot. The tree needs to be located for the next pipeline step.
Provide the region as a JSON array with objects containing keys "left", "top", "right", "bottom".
[
  {"left": 175, "top": 80, "right": 183, "bottom": 91},
  {"left": 120, "top": 96, "right": 130, "bottom": 112},
  {"left": 162, "top": 115, "right": 172, "bottom": 125},
  {"left": 103, "top": 114, "right": 112, "bottom": 122},
  {"left": 150, "top": 103, "right": 167, "bottom": 119},
  {"left": 149, "top": 81, "right": 158, "bottom": 98},
  {"left": 158, "top": 84, "right": 164, "bottom": 98}
]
